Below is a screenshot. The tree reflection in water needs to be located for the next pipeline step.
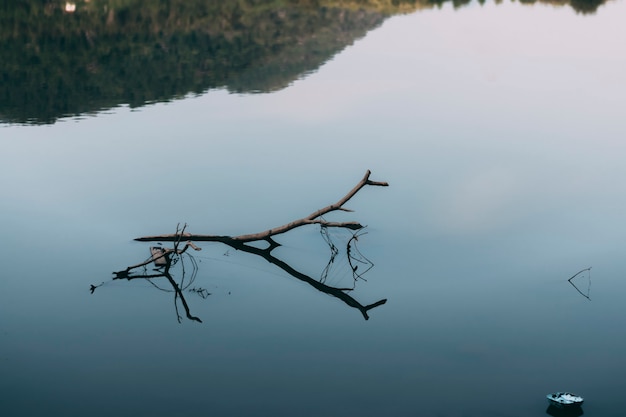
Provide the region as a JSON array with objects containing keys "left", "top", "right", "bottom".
[{"left": 0, "top": 0, "right": 614, "bottom": 125}]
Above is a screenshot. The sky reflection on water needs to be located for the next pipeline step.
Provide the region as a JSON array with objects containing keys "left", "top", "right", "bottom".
[{"left": 2, "top": 1, "right": 626, "bottom": 416}]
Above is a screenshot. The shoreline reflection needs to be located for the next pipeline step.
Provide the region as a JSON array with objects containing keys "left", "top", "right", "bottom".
[{"left": 0, "top": 0, "right": 613, "bottom": 125}]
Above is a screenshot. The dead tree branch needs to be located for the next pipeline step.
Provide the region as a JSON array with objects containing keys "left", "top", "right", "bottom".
[
  {"left": 109, "top": 170, "right": 389, "bottom": 322},
  {"left": 134, "top": 170, "right": 388, "bottom": 247},
  {"left": 568, "top": 267, "right": 591, "bottom": 300},
  {"left": 116, "top": 241, "right": 201, "bottom": 277},
  {"left": 111, "top": 224, "right": 204, "bottom": 322}
]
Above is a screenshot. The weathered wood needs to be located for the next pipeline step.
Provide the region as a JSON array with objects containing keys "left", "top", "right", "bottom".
[
  {"left": 135, "top": 170, "right": 388, "bottom": 244},
  {"left": 113, "top": 239, "right": 203, "bottom": 323},
  {"left": 116, "top": 241, "right": 201, "bottom": 275},
  {"left": 113, "top": 170, "right": 389, "bottom": 322},
  {"left": 150, "top": 247, "right": 169, "bottom": 266}
]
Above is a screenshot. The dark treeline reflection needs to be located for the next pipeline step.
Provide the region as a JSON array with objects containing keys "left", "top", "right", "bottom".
[{"left": 1, "top": 0, "right": 611, "bottom": 124}]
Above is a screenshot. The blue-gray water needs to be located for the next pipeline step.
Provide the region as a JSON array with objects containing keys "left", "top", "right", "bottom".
[{"left": 2, "top": 1, "right": 626, "bottom": 416}]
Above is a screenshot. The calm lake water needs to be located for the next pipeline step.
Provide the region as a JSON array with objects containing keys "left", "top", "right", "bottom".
[{"left": 2, "top": 1, "right": 626, "bottom": 416}]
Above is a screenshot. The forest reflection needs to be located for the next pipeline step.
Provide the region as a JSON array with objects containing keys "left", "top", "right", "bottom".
[{"left": 0, "top": 0, "right": 611, "bottom": 124}]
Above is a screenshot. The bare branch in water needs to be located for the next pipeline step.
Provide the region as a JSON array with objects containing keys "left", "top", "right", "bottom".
[
  {"left": 90, "top": 282, "right": 105, "bottom": 294},
  {"left": 107, "top": 171, "right": 389, "bottom": 322},
  {"left": 134, "top": 170, "right": 388, "bottom": 247},
  {"left": 568, "top": 267, "right": 591, "bottom": 301}
]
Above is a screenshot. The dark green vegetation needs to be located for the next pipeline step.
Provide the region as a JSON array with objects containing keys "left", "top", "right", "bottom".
[{"left": 0, "top": 0, "right": 611, "bottom": 124}]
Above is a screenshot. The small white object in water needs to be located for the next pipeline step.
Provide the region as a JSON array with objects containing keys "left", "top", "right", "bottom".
[
  {"left": 65, "top": 2, "right": 76, "bottom": 13},
  {"left": 547, "top": 392, "right": 584, "bottom": 407}
]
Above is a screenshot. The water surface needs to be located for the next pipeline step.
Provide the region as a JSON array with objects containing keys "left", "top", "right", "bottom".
[{"left": 2, "top": 1, "right": 626, "bottom": 416}]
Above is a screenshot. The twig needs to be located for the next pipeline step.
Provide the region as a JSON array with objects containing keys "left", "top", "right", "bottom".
[
  {"left": 134, "top": 170, "right": 388, "bottom": 245},
  {"left": 568, "top": 267, "right": 591, "bottom": 282},
  {"left": 568, "top": 267, "right": 591, "bottom": 301}
]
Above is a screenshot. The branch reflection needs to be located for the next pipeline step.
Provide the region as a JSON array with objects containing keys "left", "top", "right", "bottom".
[
  {"left": 112, "top": 239, "right": 205, "bottom": 323},
  {"left": 104, "top": 225, "right": 386, "bottom": 323}
]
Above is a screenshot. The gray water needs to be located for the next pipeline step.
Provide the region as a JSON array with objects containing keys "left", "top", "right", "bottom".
[{"left": 2, "top": 1, "right": 626, "bottom": 416}]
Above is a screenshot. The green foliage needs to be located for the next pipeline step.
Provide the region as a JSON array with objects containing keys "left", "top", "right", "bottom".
[
  {"left": 1, "top": 0, "right": 398, "bottom": 123},
  {"left": 0, "top": 0, "right": 611, "bottom": 124}
]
